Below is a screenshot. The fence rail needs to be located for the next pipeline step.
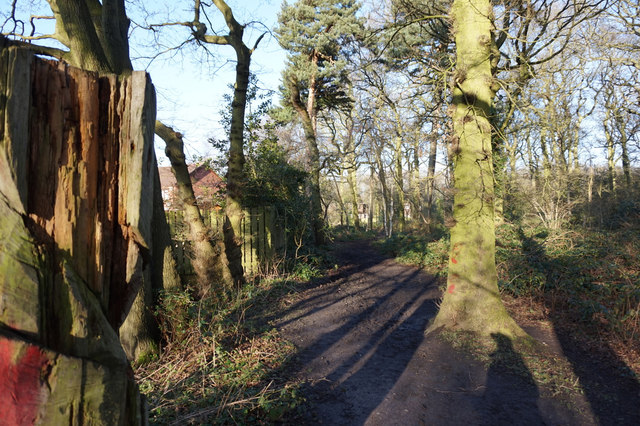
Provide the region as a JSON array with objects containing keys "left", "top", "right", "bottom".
[{"left": 166, "top": 206, "right": 285, "bottom": 277}]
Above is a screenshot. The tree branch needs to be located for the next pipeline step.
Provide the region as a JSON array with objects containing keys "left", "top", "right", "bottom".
[
  {"left": 202, "top": 34, "right": 230, "bottom": 45},
  {"left": 0, "top": 36, "right": 68, "bottom": 60}
]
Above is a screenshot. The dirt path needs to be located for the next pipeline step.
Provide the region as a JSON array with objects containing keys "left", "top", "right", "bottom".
[{"left": 276, "top": 240, "right": 639, "bottom": 425}]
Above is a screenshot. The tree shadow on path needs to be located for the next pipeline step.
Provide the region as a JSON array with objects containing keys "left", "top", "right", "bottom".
[
  {"left": 275, "top": 240, "right": 616, "bottom": 425},
  {"left": 276, "top": 241, "right": 441, "bottom": 424},
  {"left": 478, "top": 333, "right": 544, "bottom": 425}
]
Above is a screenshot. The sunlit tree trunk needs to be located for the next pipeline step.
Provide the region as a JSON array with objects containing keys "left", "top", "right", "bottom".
[
  {"left": 345, "top": 121, "right": 361, "bottom": 229},
  {"left": 374, "top": 143, "right": 393, "bottom": 237},
  {"left": 604, "top": 115, "right": 617, "bottom": 193},
  {"left": 410, "top": 136, "right": 422, "bottom": 225},
  {"left": 347, "top": 165, "right": 360, "bottom": 229},
  {"left": 194, "top": 0, "right": 262, "bottom": 285},
  {"left": 155, "top": 122, "right": 234, "bottom": 293},
  {"left": 525, "top": 132, "right": 537, "bottom": 182},
  {"left": 0, "top": 48, "right": 147, "bottom": 422},
  {"left": 393, "top": 133, "right": 406, "bottom": 232},
  {"left": 13, "top": 0, "right": 179, "bottom": 365},
  {"left": 368, "top": 161, "right": 375, "bottom": 230},
  {"left": 219, "top": 39, "right": 249, "bottom": 285},
  {"left": 333, "top": 176, "right": 349, "bottom": 227},
  {"left": 615, "top": 114, "right": 632, "bottom": 188},
  {"left": 428, "top": 0, "right": 527, "bottom": 339}
]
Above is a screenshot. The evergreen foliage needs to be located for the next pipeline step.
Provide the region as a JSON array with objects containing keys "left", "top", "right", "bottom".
[{"left": 276, "top": 0, "right": 364, "bottom": 112}]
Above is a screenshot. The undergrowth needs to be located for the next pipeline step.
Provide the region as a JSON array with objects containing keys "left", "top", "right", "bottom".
[
  {"left": 495, "top": 223, "right": 640, "bottom": 375},
  {"left": 374, "top": 231, "right": 449, "bottom": 277},
  {"left": 330, "top": 225, "right": 378, "bottom": 242},
  {"left": 375, "top": 223, "right": 640, "bottom": 376},
  {"left": 135, "top": 251, "right": 334, "bottom": 424}
]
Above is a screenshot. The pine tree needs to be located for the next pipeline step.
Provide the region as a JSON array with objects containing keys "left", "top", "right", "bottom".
[{"left": 275, "top": 0, "right": 364, "bottom": 245}]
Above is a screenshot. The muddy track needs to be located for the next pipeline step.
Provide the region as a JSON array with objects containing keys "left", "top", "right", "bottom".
[{"left": 275, "top": 240, "right": 640, "bottom": 425}]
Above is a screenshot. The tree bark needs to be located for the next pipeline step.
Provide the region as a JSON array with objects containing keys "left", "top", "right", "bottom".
[
  {"left": 191, "top": 0, "right": 267, "bottom": 277},
  {"left": 368, "top": 164, "right": 375, "bottom": 230},
  {"left": 345, "top": 121, "right": 361, "bottom": 229},
  {"left": 333, "top": 176, "right": 349, "bottom": 226},
  {"left": 120, "top": 166, "right": 182, "bottom": 363},
  {"left": 347, "top": 165, "right": 360, "bottom": 229},
  {"left": 410, "top": 136, "right": 422, "bottom": 225},
  {"left": 615, "top": 113, "right": 632, "bottom": 188},
  {"left": 46, "top": 0, "right": 132, "bottom": 74},
  {"left": 428, "top": 0, "right": 527, "bottom": 339},
  {"left": 223, "top": 38, "right": 250, "bottom": 286},
  {"left": 0, "top": 48, "right": 147, "bottom": 423},
  {"left": 374, "top": 143, "right": 393, "bottom": 237},
  {"left": 38, "top": 0, "right": 180, "bottom": 364},
  {"left": 604, "top": 114, "right": 617, "bottom": 193},
  {"left": 393, "top": 134, "right": 406, "bottom": 232}
]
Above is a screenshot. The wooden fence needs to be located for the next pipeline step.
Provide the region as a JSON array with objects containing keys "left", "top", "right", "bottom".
[{"left": 166, "top": 206, "right": 285, "bottom": 277}]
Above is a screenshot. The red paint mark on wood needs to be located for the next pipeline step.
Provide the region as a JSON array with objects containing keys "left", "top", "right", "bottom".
[
  {"left": 0, "top": 338, "right": 48, "bottom": 425},
  {"left": 451, "top": 257, "right": 458, "bottom": 264},
  {"left": 448, "top": 284, "right": 456, "bottom": 294}
]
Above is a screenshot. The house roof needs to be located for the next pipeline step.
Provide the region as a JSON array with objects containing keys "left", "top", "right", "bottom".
[{"left": 158, "top": 166, "right": 177, "bottom": 189}]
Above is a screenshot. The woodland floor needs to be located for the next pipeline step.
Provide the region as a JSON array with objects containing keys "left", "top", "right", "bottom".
[{"left": 272, "top": 240, "right": 640, "bottom": 425}]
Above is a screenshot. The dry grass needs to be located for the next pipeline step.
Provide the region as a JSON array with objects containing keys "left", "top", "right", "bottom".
[{"left": 135, "top": 278, "right": 305, "bottom": 424}]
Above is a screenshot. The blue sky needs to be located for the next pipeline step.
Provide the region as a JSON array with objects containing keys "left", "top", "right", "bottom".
[
  {"left": 0, "top": 0, "right": 287, "bottom": 165},
  {"left": 128, "top": 0, "right": 288, "bottom": 165}
]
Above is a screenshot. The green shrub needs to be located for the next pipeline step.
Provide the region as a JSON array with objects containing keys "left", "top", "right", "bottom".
[{"left": 495, "top": 223, "right": 640, "bottom": 343}]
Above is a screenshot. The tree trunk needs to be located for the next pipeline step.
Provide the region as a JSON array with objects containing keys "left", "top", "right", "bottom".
[
  {"left": 333, "top": 176, "right": 349, "bottom": 226},
  {"left": 39, "top": 0, "right": 182, "bottom": 366},
  {"left": 615, "top": 114, "right": 631, "bottom": 188},
  {"left": 222, "top": 30, "right": 251, "bottom": 286},
  {"left": 492, "top": 134, "right": 506, "bottom": 224},
  {"left": 368, "top": 165, "right": 375, "bottom": 231},
  {"left": 155, "top": 122, "right": 234, "bottom": 295},
  {"left": 120, "top": 168, "right": 181, "bottom": 363},
  {"left": 604, "top": 118, "right": 617, "bottom": 193},
  {"left": 47, "top": 0, "right": 132, "bottom": 74},
  {"left": 425, "top": 131, "right": 438, "bottom": 228},
  {"left": 374, "top": 145, "right": 393, "bottom": 237},
  {"left": 410, "top": 137, "right": 422, "bottom": 225},
  {"left": 0, "top": 48, "right": 147, "bottom": 423},
  {"left": 393, "top": 135, "right": 406, "bottom": 232},
  {"left": 287, "top": 76, "right": 325, "bottom": 245},
  {"left": 306, "top": 124, "right": 326, "bottom": 244},
  {"left": 346, "top": 133, "right": 360, "bottom": 229},
  {"left": 428, "top": 0, "right": 527, "bottom": 339},
  {"left": 348, "top": 167, "right": 360, "bottom": 229}
]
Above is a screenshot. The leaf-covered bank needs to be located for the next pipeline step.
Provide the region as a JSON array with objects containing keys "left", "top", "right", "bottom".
[{"left": 376, "top": 224, "right": 640, "bottom": 376}]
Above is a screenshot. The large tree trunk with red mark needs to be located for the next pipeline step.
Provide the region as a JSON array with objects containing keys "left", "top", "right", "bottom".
[
  {"left": 0, "top": 47, "right": 152, "bottom": 423},
  {"left": 427, "top": 0, "right": 526, "bottom": 340}
]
